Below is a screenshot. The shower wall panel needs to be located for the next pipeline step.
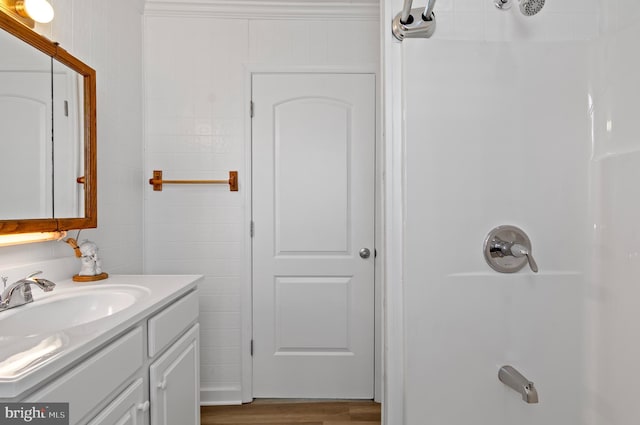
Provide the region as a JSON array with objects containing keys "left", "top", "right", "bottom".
[
  {"left": 399, "top": 5, "right": 593, "bottom": 421},
  {"left": 587, "top": 0, "right": 640, "bottom": 422}
]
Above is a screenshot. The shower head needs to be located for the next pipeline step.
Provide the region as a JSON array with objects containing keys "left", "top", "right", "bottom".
[
  {"left": 519, "top": 0, "right": 545, "bottom": 16},
  {"left": 494, "top": 0, "right": 545, "bottom": 16}
]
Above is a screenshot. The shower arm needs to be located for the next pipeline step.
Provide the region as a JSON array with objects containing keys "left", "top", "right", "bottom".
[
  {"left": 400, "top": 0, "right": 413, "bottom": 23},
  {"left": 424, "top": 0, "right": 436, "bottom": 20},
  {"left": 393, "top": 0, "right": 437, "bottom": 41}
]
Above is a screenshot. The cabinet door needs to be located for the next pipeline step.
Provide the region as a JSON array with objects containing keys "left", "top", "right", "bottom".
[
  {"left": 150, "top": 324, "right": 200, "bottom": 425},
  {"left": 87, "top": 378, "right": 147, "bottom": 425}
]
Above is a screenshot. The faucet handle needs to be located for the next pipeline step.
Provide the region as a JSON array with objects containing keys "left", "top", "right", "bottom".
[
  {"left": 25, "top": 271, "right": 43, "bottom": 280},
  {"left": 510, "top": 244, "right": 538, "bottom": 273},
  {"left": 1, "top": 276, "right": 7, "bottom": 289}
]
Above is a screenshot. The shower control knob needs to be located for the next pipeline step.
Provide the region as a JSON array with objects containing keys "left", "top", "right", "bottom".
[
  {"left": 359, "top": 248, "right": 371, "bottom": 259},
  {"left": 510, "top": 243, "right": 538, "bottom": 273},
  {"left": 483, "top": 225, "right": 539, "bottom": 273}
]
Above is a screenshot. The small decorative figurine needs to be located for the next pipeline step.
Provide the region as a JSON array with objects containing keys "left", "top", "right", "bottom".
[{"left": 65, "top": 238, "right": 109, "bottom": 282}]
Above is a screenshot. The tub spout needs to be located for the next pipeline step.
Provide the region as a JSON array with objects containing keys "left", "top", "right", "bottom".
[{"left": 498, "top": 365, "right": 539, "bottom": 404}]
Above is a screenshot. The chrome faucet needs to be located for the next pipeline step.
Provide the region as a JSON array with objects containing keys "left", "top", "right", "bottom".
[
  {"left": 498, "top": 365, "right": 539, "bottom": 404},
  {"left": 0, "top": 271, "right": 56, "bottom": 311}
]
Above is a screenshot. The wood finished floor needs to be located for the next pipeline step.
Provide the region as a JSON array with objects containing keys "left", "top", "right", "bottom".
[{"left": 201, "top": 400, "right": 381, "bottom": 425}]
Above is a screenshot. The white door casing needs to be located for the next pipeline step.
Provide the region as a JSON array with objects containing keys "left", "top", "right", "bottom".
[{"left": 252, "top": 73, "right": 376, "bottom": 398}]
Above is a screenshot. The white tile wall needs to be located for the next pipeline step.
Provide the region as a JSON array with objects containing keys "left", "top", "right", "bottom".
[
  {"left": 0, "top": 0, "right": 144, "bottom": 276},
  {"left": 143, "top": 13, "right": 379, "bottom": 403}
]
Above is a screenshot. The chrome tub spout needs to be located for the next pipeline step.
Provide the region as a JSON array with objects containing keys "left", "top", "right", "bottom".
[{"left": 498, "top": 365, "right": 539, "bottom": 404}]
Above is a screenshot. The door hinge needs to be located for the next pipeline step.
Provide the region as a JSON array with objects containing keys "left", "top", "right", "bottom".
[
  {"left": 250, "top": 339, "right": 254, "bottom": 356},
  {"left": 250, "top": 101, "right": 254, "bottom": 118},
  {"left": 64, "top": 100, "right": 69, "bottom": 117},
  {"left": 250, "top": 221, "right": 254, "bottom": 238}
]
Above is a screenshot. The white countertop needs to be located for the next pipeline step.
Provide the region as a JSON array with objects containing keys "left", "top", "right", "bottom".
[{"left": 0, "top": 274, "right": 202, "bottom": 400}]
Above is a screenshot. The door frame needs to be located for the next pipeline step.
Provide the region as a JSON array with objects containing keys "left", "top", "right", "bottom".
[{"left": 242, "top": 64, "right": 382, "bottom": 403}]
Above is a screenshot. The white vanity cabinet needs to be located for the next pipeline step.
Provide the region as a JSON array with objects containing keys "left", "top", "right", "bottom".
[
  {"left": 87, "top": 379, "right": 147, "bottom": 425},
  {"left": 149, "top": 324, "right": 199, "bottom": 425},
  {"left": 147, "top": 287, "right": 200, "bottom": 425},
  {"left": 26, "top": 327, "right": 145, "bottom": 424},
  {"left": 17, "top": 282, "right": 200, "bottom": 425}
]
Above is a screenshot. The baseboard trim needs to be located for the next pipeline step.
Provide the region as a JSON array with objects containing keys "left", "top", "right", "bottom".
[{"left": 200, "top": 386, "right": 243, "bottom": 406}]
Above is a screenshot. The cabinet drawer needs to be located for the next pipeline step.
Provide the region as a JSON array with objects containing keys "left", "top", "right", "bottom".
[
  {"left": 148, "top": 290, "right": 198, "bottom": 357},
  {"left": 26, "top": 327, "right": 144, "bottom": 425}
]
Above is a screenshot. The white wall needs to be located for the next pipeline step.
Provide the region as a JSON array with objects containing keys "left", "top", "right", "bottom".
[
  {"left": 143, "top": 2, "right": 379, "bottom": 404},
  {"left": 0, "top": 0, "right": 145, "bottom": 275},
  {"left": 586, "top": 0, "right": 640, "bottom": 423},
  {"left": 385, "top": 0, "right": 597, "bottom": 423}
]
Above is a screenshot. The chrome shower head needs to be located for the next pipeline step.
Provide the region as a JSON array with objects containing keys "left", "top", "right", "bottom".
[
  {"left": 494, "top": 0, "right": 545, "bottom": 16},
  {"left": 519, "top": 0, "right": 545, "bottom": 16}
]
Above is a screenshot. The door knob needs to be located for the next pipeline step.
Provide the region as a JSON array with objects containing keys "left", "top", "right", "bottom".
[{"left": 359, "top": 248, "right": 371, "bottom": 259}]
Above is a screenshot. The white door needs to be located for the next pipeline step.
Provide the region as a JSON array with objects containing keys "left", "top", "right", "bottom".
[
  {"left": 252, "top": 73, "right": 375, "bottom": 398},
  {"left": 0, "top": 72, "right": 52, "bottom": 219}
]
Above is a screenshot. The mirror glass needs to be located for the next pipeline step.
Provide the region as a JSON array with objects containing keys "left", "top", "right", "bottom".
[
  {"left": 0, "top": 10, "right": 97, "bottom": 235},
  {"left": 0, "top": 26, "right": 53, "bottom": 219},
  {"left": 53, "top": 58, "right": 84, "bottom": 218}
]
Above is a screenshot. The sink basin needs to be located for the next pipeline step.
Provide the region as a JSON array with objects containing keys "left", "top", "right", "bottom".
[{"left": 0, "top": 285, "right": 150, "bottom": 336}]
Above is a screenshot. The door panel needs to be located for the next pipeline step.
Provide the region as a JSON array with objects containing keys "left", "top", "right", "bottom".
[
  {"left": 0, "top": 72, "right": 52, "bottom": 219},
  {"left": 275, "top": 276, "right": 351, "bottom": 352},
  {"left": 252, "top": 73, "right": 375, "bottom": 398},
  {"left": 274, "top": 98, "right": 351, "bottom": 255}
]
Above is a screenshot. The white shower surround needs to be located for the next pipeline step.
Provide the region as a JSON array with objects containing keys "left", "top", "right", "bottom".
[{"left": 385, "top": 0, "right": 640, "bottom": 423}]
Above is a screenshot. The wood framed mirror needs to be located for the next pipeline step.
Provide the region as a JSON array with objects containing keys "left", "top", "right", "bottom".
[{"left": 0, "top": 10, "right": 96, "bottom": 235}]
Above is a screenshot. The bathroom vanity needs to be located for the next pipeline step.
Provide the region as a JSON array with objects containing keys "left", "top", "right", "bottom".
[{"left": 0, "top": 274, "right": 201, "bottom": 425}]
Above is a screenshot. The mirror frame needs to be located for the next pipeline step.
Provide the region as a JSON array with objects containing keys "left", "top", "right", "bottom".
[{"left": 0, "top": 10, "right": 97, "bottom": 235}]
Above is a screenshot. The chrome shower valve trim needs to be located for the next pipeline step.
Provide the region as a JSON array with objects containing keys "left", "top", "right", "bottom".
[{"left": 484, "top": 225, "right": 539, "bottom": 273}]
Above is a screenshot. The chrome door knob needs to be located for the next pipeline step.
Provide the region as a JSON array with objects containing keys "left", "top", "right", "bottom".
[{"left": 359, "top": 248, "right": 371, "bottom": 259}]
